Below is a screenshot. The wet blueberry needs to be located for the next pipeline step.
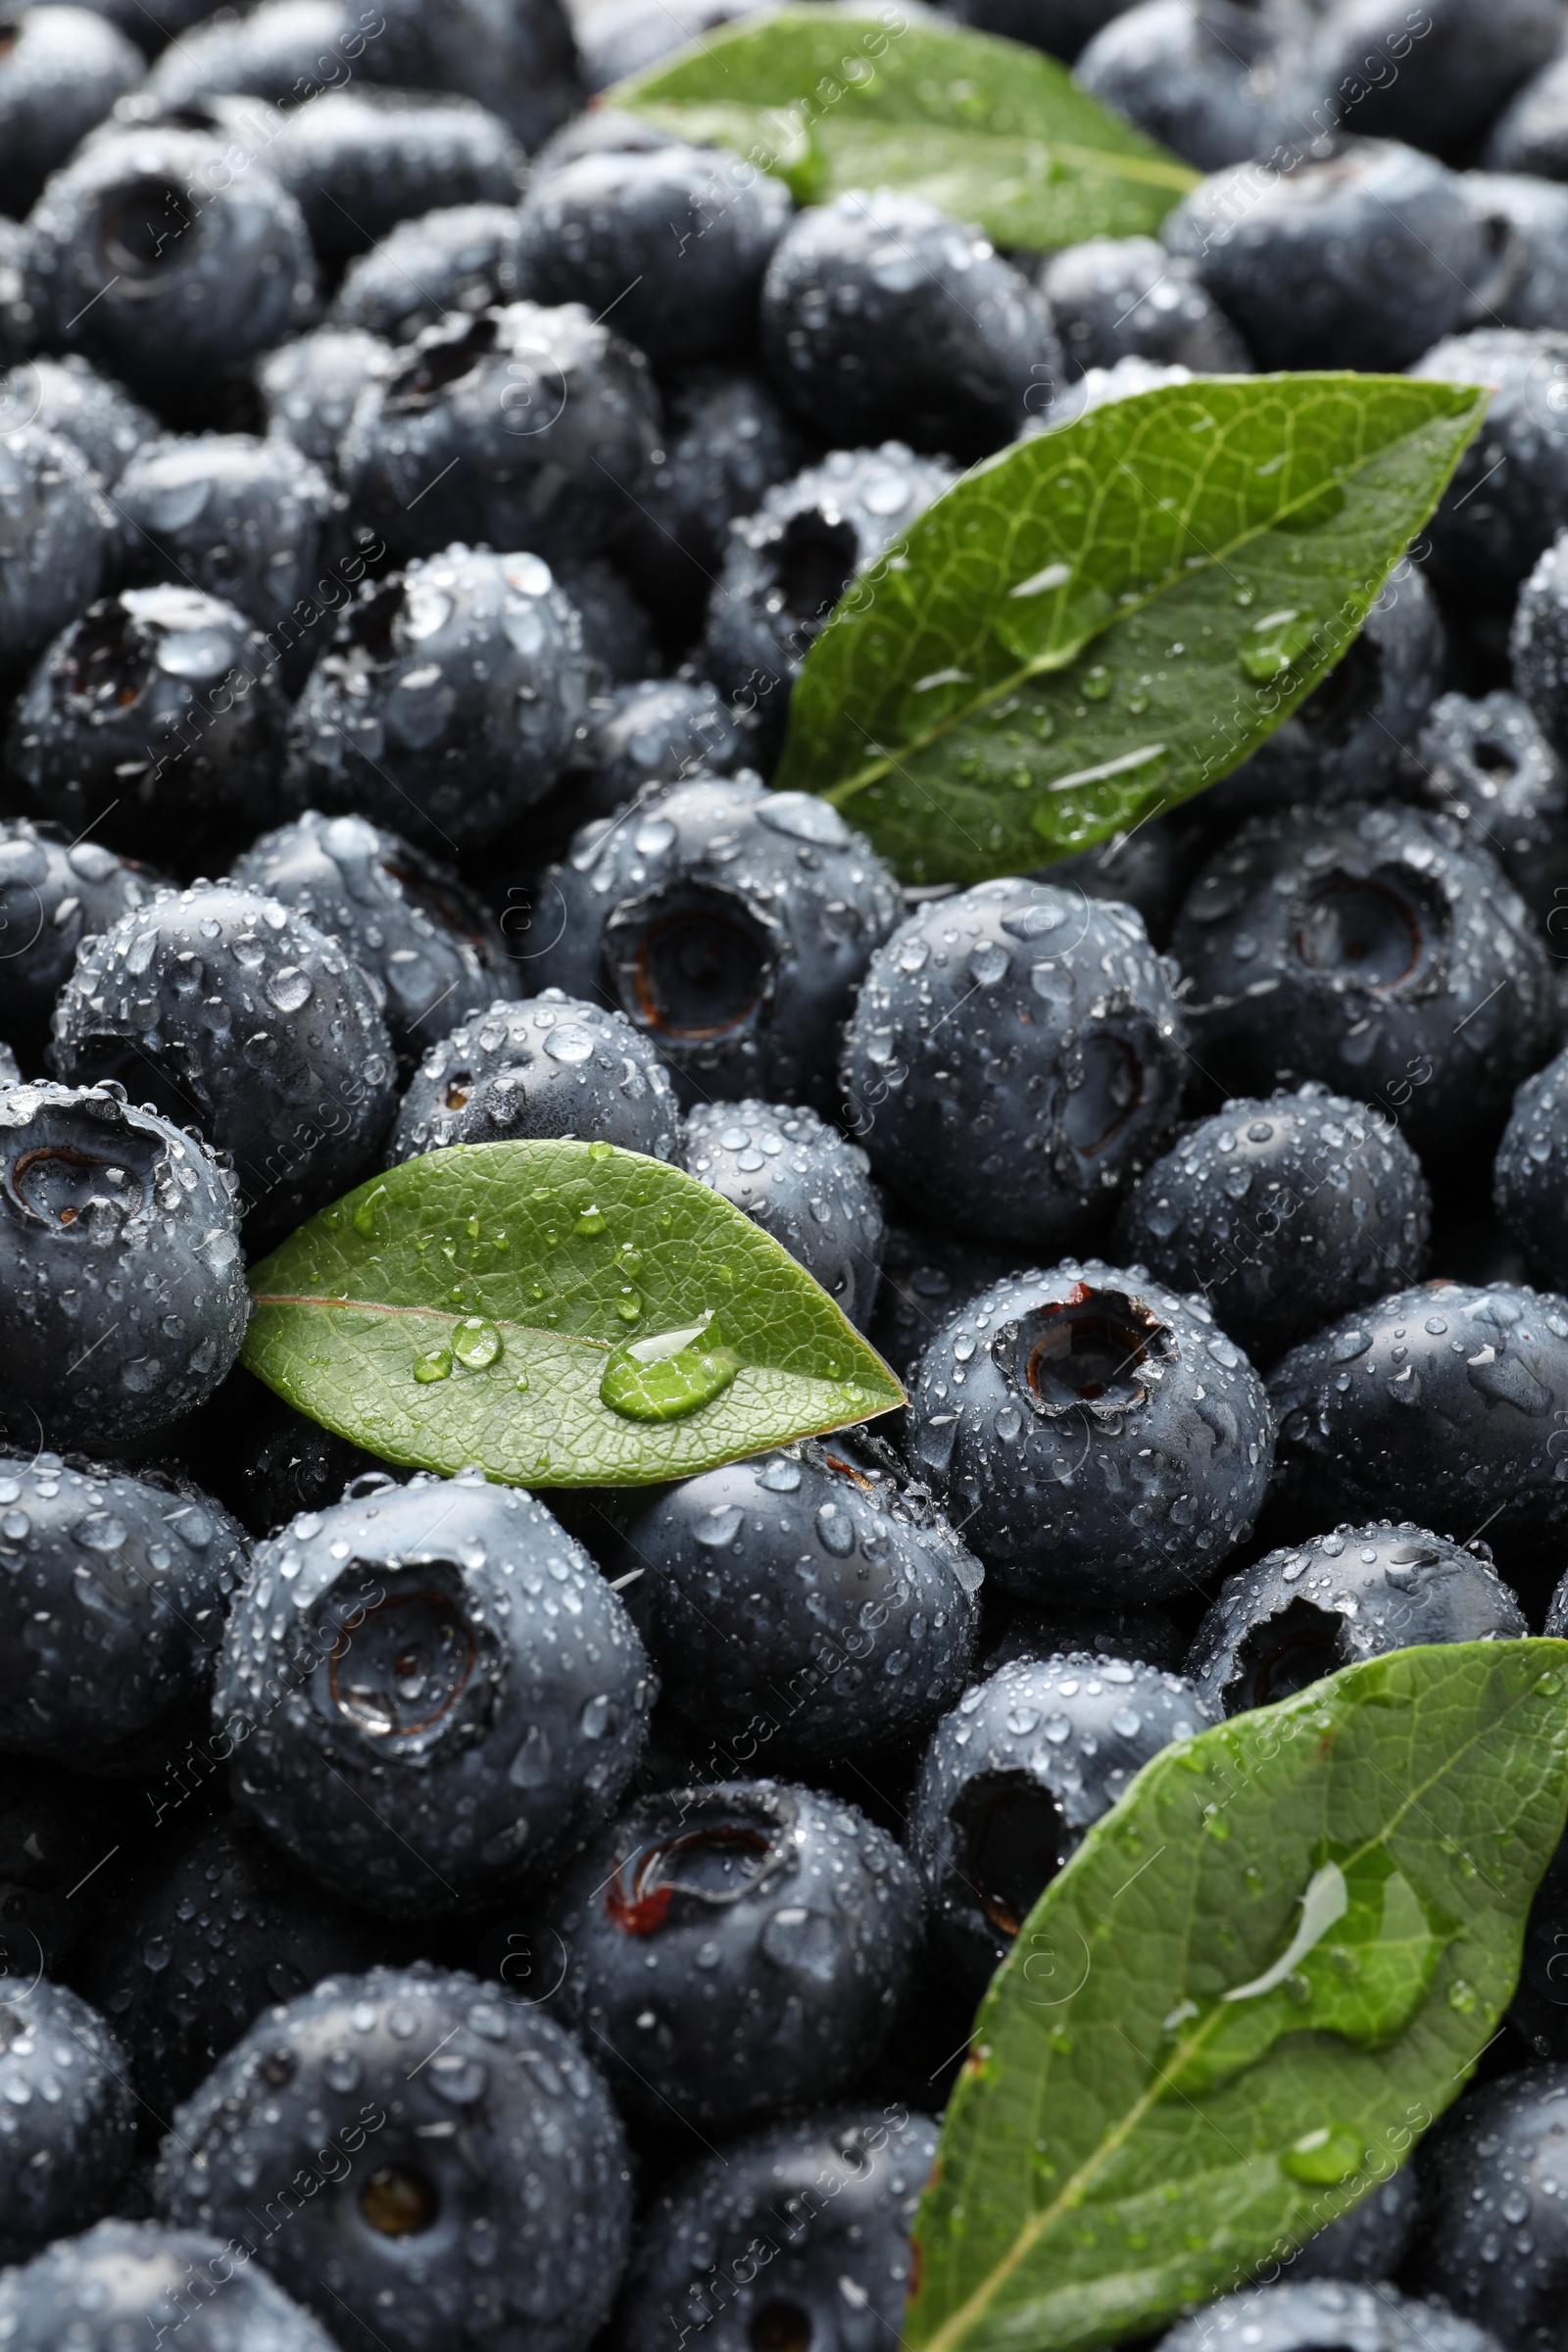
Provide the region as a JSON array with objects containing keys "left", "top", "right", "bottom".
[
  {"left": 330, "top": 204, "right": 525, "bottom": 344},
  {"left": 1411, "top": 690, "right": 1568, "bottom": 953},
  {"left": 552, "top": 555, "right": 655, "bottom": 688},
  {"left": 1413, "top": 2066, "right": 1568, "bottom": 2345},
  {"left": 0, "top": 351, "right": 156, "bottom": 487},
  {"left": 680, "top": 1099, "right": 884, "bottom": 1331},
  {"left": 1412, "top": 328, "right": 1568, "bottom": 608},
  {"left": 190, "top": 1368, "right": 395, "bottom": 1540},
  {"left": 265, "top": 89, "right": 523, "bottom": 270},
  {"left": 0, "top": 2220, "right": 343, "bottom": 2352},
  {"left": 1188, "top": 1521, "right": 1527, "bottom": 1718},
  {"left": 1074, "top": 0, "right": 1303, "bottom": 170},
  {"left": 372, "top": 0, "right": 581, "bottom": 153},
  {"left": 1040, "top": 234, "right": 1251, "bottom": 375},
  {"left": 136, "top": 0, "right": 389, "bottom": 109},
  {"left": 216, "top": 1472, "right": 654, "bottom": 1915},
  {"left": 257, "top": 324, "right": 393, "bottom": 472},
  {"left": 1493, "top": 1042, "right": 1568, "bottom": 1292},
  {"left": 1486, "top": 46, "right": 1568, "bottom": 179},
  {"left": 0, "top": 821, "right": 153, "bottom": 1064},
  {"left": 0, "top": 4, "right": 142, "bottom": 219},
  {"left": 1155, "top": 2278, "right": 1500, "bottom": 2352},
  {"left": 536, "top": 773, "right": 902, "bottom": 1112},
  {"left": 1112, "top": 1088, "right": 1432, "bottom": 1368},
  {"left": 909, "top": 1259, "right": 1276, "bottom": 1604},
  {"left": 545, "top": 1779, "right": 921, "bottom": 2129},
  {"left": 908, "top": 1652, "right": 1213, "bottom": 1992},
  {"left": 557, "top": 678, "right": 743, "bottom": 830},
  {"left": 867, "top": 1220, "right": 1018, "bottom": 1393},
  {"left": 1506, "top": 1818, "right": 1568, "bottom": 2060},
  {"left": 591, "top": 1434, "right": 982, "bottom": 1770},
  {"left": 0, "top": 423, "right": 116, "bottom": 683},
  {"left": 0, "top": 1979, "right": 133, "bottom": 2258},
  {"left": 1310, "top": 0, "right": 1558, "bottom": 161},
  {"left": 387, "top": 992, "right": 679, "bottom": 1163},
  {"left": 155, "top": 1966, "right": 632, "bottom": 2352},
  {"left": 842, "top": 879, "right": 1186, "bottom": 1253},
  {"left": 1459, "top": 172, "right": 1568, "bottom": 334},
  {"left": 1510, "top": 529, "right": 1568, "bottom": 757},
  {"left": 50, "top": 882, "right": 397, "bottom": 1251}
]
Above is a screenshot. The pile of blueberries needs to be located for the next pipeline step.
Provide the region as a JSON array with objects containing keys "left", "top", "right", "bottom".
[{"left": 11, "top": 0, "right": 1568, "bottom": 2345}]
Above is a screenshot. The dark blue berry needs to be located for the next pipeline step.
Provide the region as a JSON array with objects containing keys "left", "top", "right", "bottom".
[
  {"left": 155, "top": 1967, "right": 633, "bottom": 2352},
  {"left": 944, "top": 0, "right": 1129, "bottom": 62},
  {"left": 1509, "top": 530, "right": 1568, "bottom": 754},
  {"left": 545, "top": 1778, "right": 921, "bottom": 2128},
  {"left": 1412, "top": 328, "right": 1568, "bottom": 608},
  {"left": 217, "top": 1472, "right": 655, "bottom": 1915},
  {"left": 1310, "top": 0, "right": 1557, "bottom": 160},
  {"left": 843, "top": 880, "right": 1186, "bottom": 1253},
  {"left": 1461, "top": 173, "right": 1568, "bottom": 333},
  {"left": 373, "top": 0, "right": 581, "bottom": 153},
  {"left": 867, "top": 1219, "right": 1017, "bottom": 1392},
  {"left": 1412, "top": 2067, "right": 1568, "bottom": 2343},
  {"left": 0, "top": 2220, "right": 339, "bottom": 2352},
  {"left": 258, "top": 324, "right": 393, "bottom": 473},
  {"left": 1074, "top": 0, "right": 1299, "bottom": 172},
  {"left": 266, "top": 90, "right": 523, "bottom": 270},
  {"left": 387, "top": 992, "right": 679, "bottom": 1162},
  {"left": 1506, "top": 1825, "right": 1568, "bottom": 2060},
  {"left": 138, "top": 0, "right": 384, "bottom": 109},
  {"left": 0, "top": 1979, "right": 133, "bottom": 2257},
  {"left": 558, "top": 678, "right": 743, "bottom": 831},
  {"left": 0, "top": 821, "right": 152, "bottom": 1063},
  {"left": 0, "top": 424, "right": 116, "bottom": 681},
  {"left": 1412, "top": 691, "right": 1568, "bottom": 948},
  {"left": 330, "top": 204, "right": 525, "bottom": 344},
  {"left": 680, "top": 1099, "right": 884, "bottom": 1330},
  {"left": 1493, "top": 1042, "right": 1568, "bottom": 1290},
  {"left": 1155, "top": 2279, "right": 1498, "bottom": 2352},
  {"left": 0, "top": 4, "right": 142, "bottom": 218},
  {"left": 909, "top": 1260, "right": 1276, "bottom": 1603},
  {"left": 536, "top": 773, "right": 902, "bottom": 1111},
  {"left": 1040, "top": 234, "right": 1251, "bottom": 374},
  {"left": 0, "top": 352, "right": 156, "bottom": 487},
  {"left": 1486, "top": 46, "right": 1568, "bottom": 177},
  {"left": 190, "top": 1367, "right": 394, "bottom": 1539}
]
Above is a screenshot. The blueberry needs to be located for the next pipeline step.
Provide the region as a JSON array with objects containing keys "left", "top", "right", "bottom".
[
  {"left": 0, "top": 217, "right": 36, "bottom": 367},
  {"left": 699, "top": 442, "right": 956, "bottom": 735},
  {"left": 155, "top": 1966, "right": 632, "bottom": 2352},
  {"left": 1506, "top": 1823, "right": 1568, "bottom": 2059},
  {"left": 373, "top": 0, "right": 581, "bottom": 153},
  {"left": 1154, "top": 2279, "right": 1499, "bottom": 2352},
  {"left": 0, "top": 1978, "right": 134, "bottom": 2255},
  {"left": 908, "top": 1653, "right": 1214, "bottom": 1992},
  {"left": 138, "top": 0, "right": 380, "bottom": 109},
  {"left": 1170, "top": 803, "right": 1555, "bottom": 1157},
  {"left": 0, "top": 4, "right": 142, "bottom": 219},
  {"left": 551, "top": 555, "right": 656, "bottom": 687},
  {"left": 1040, "top": 234, "right": 1251, "bottom": 375},
  {"left": 338, "top": 303, "right": 660, "bottom": 567},
  {"left": 1188, "top": 1520, "right": 1527, "bottom": 1717},
  {"left": 1413, "top": 691, "right": 1568, "bottom": 948},
  {"left": 1074, "top": 0, "right": 1299, "bottom": 172},
  {"left": 283, "top": 549, "right": 592, "bottom": 853},
  {"left": 680, "top": 1099, "right": 884, "bottom": 1330},
  {"left": 1492, "top": 1043, "right": 1568, "bottom": 1290},
  {"left": 1308, "top": 0, "right": 1558, "bottom": 161},
  {"left": 558, "top": 678, "right": 744, "bottom": 830},
  {"left": 843, "top": 880, "right": 1186, "bottom": 1253},
  {"left": 0, "top": 351, "right": 156, "bottom": 486},
  {"left": 615, "top": 2106, "right": 936, "bottom": 2352},
  {"left": 1413, "top": 2067, "right": 1568, "bottom": 2343},
  {"left": 229, "top": 811, "right": 516, "bottom": 1073},
  {"left": 760, "top": 190, "right": 1059, "bottom": 461},
  {"left": 528, "top": 107, "right": 680, "bottom": 175},
  {"left": 0, "top": 1078, "right": 246, "bottom": 1446},
  {"left": 1162, "top": 140, "right": 1483, "bottom": 372},
  {"left": 591, "top": 1435, "right": 982, "bottom": 1770},
  {"left": 271, "top": 91, "right": 523, "bottom": 272},
  {"left": 909, "top": 1260, "right": 1276, "bottom": 1603},
  {"left": 0, "top": 2220, "right": 340, "bottom": 2352},
  {"left": 1486, "top": 46, "right": 1568, "bottom": 178},
  {"left": 1459, "top": 174, "right": 1568, "bottom": 333},
  {"left": 74, "top": 1811, "right": 383, "bottom": 2125},
  {"left": 867, "top": 1219, "right": 1018, "bottom": 1392},
  {"left": 257, "top": 324, "right": 392, "bottom": 472},
  {"left": 536, "top": 773, "right": 901, "bottom": 1111},
  {"left": 25, "top": 126, "right": 317, "bottom": 411},
  {"left": 0, "top": 423, "right": 116, "bottom": 681},
  {"left": 386, "top": 992, "right": 679, "bottom": 1162},
  {"left": 516, "top": 144, "right": 791, "bottom": 364},
  {"left": 1276, "top": 2162, "right": 1420, "bottom": 2283},
  {"left": 190, "top": 1367, "right": 394, "bottom": 1538},
  {"left": 0, "top": 1449, "right": 246, "bottom": 1773},
  {"left": 616, "top": 364, "right": 808, "bottom": 652},
  {"left": 1411, "top": 329, "right": 1568, "bottom": 609},
  {"left": 1112, "top": 1088, "right": 1432, "bottom": 1368},
  {"left": 51, "top": 882, "right": 396, "bottom": 1250},
  {"left": 1510, "top": 531, "right": 1568, "bottom": 755},
  {"left": 217, "top": 1472, "right": 655, "bottom": 1915},
  {"left": 545, "top": 1778, "right": 920, "bottom": 2129},
  {"left": 1268, "top": 1279, "right": 1568, "bottom": 1569},
  {"left": 6, "top": 588, "right": 290, "bottom": 866},
  {"left": 0, "top": 820, "right": 153, "bottom": 1063}
]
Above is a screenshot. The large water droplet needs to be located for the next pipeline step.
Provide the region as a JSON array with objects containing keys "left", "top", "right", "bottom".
[
  {"left": 599, "top": 1312, "right": 740, "bottom": 1423},
  {"left": 452, "top": 1317, "right": 503, "bottom": 1369},
  {"left": 414, "top": 1347, "right": 453, "bottom": 1384},
  {"left": 1281, "top": 2123, "right": 1363, "bottom": 2184}
]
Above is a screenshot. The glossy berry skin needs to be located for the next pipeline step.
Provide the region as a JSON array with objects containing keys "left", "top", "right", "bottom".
[
  {"left": 559, "top": 678, "right": 743, "bottom": 828},
  {"left": 1413, "top": 2067, "right": 1568, "bottom": 2344},
  {"left": 909, "top": 1654, "right": 1213, "bottom": 1993},
  {"left": 617, "top": 2106, "right": 936, "bottom": 2352},
  {"left": 545, "top": 1779, "right": 921, "bottom": 2129},
  {"left": 1163, "top": 140, "right": 1482, "bottom": 372},
  {"left": 266, "top": 91, "right": 523, "bottom": 270},
  {"left": 155, "top": 1967, "right": 632, "bottom": 2352},
  {"left": 1170, "top": 804, "right": 1555, "bottom": 1158},
  {"left": 0, "top": 1451, "right": 246, "bottom": 1775},
  {"left": 1073, "top": 0, "right": 1293, "bottom": 172},
  {"left": 331, "top": 204, "right": 525, "bottom": 344},
  {"left": 24, "top": 127, "right": 317, "bottom": 409},
  {"left": 217, "top": 1473, "right": 655, "bottom": 1916},
  {"left": 284, "top": 548, "right": 592, "bottom": 852},
  {"left": 537, "top": 774, "right": 902, "bottom": 1111},
  {"left": 0, "top": 424, "right": 116, "bottom": 679},
  {"left": 0, "top": 353, "right": 156, "bottom": 489},
  {"left": 74, "top": 1812, "right": 383, "bottom": 2124},
  {"left": 760, "top": 190, "right": 1059, "bottom": 461},
  {"left": 0, "top": 821, "right": 152, "bottom": 1062},
  {"left": 597, "top": 1435, "right": 982, "bottom": 1769},
  {"left": 1412, "top": 329, "right": 1568, "bottom": 607},
  {"left": 338, "top": 303, "right": 660, "bottom": 567},
  {"left": 1268, "top": 1281, "right": 1568, "bottom": 1560},
  {"left": 1155, "top": 2279, "right": 1501, "bottom": 2352},
  {"left": 372, "top": 0, "right": 581, "bottom": 153},
  {"left": 51, "top": 884, "right": 396, "bottom": 1250},
  {"left": 6, "top": 587, "right": 290, "bottom": 863},
  {"left": 1412, "top": 690, "right": 1568, "bottom": 943},
  {"left": 0, "top": 1979, "right": 133, "bottom": 2258},
  {"left": 137, "top": 0, "right": 389, "bottom": 107},
  {"left": 0, "top": 2222, "right": 339, "bottom": 2352},
  {"left": 516, "top": 145, "right": 791, "bottom": 362},
  {"left": 681, "top": 1099, "right": 884, "bottom": 1331},
  {"left": 258, "top": 325, "right": 393, "bottom": 472},
  {"left": 1112, "top": 1088, "right": 1432, "bottom": 1368},
  {"left": 229, "top": 811, "right": 516, "bottom": 1073},
  {"left": 909, "top": 1260, "right": 1276, "bottom": 1603},
  {"left": 1493, "top": 1043, "right": 1568, "bottom": 1292},
  {"left": 387, "top": 992, "right": 679, "bottom": 1163},
  {"left": 0, "top": 1081, "right": 245, "bottom": 1448},
  {"left": 1488, "top": 47, "right": 1568, "bottom": 178},
  {"left": 1510, "top": 530, "right": 1568, "bottom": 756},
  {"left": 1187, "top": 1521, "right": 1527, "bottom": 1719},
  {"left": 843, "top": 881, "right": 1186, "bottom": 1253},
  {"left": 1040, "top": 235, "right": 1250, "bottom": 375},
  {"left": 1311, "top": 0, "right": 1557, "bottom": 160},
  {"left": 0, "top": 5, "right": 142, "bottom": 220}
]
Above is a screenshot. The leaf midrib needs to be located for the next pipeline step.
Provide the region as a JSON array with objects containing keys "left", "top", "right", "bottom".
[
  {"left": 915, "top": 1666, "right": 1538, "bottom": 2352},
  {"left": 250, "top": 1292, "right": 616, "bottom": 1355}
]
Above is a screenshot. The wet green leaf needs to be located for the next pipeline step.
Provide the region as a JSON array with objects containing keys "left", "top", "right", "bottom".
[
  {"left": 243, "top": 1140, "right": 903, "bottom": 1485},
  {"left": 773, "top": 374, "right": 1487, "bottom": 884},
  {"left": 613, "top": 7, "right": 1197, "bottom": 247},
  {"left": 906, "top": 1641, "right": 1568, "bottom": 2352}
]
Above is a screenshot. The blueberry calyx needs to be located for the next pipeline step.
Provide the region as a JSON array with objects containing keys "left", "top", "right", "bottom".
[
  {"left": 1004, "top": 1282, "right": 1173, "bottom": 1421},
  {"left": 604, "top": 1785, "right": 796, "bottom": 1936}
]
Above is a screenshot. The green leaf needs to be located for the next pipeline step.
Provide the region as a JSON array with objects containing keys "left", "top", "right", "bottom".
[
  {"left": 906, "top": 1640, "right": 1568, "bottom": 2352},
  {"left": 612, "top": 8, "right": 1198, "bottom": 248},
  {"left": 773, "top": 374, "right": 1487, "bottom": 885},
  {"left": 242, "top": 1139, "right": 904, "bottom": 1485}
]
